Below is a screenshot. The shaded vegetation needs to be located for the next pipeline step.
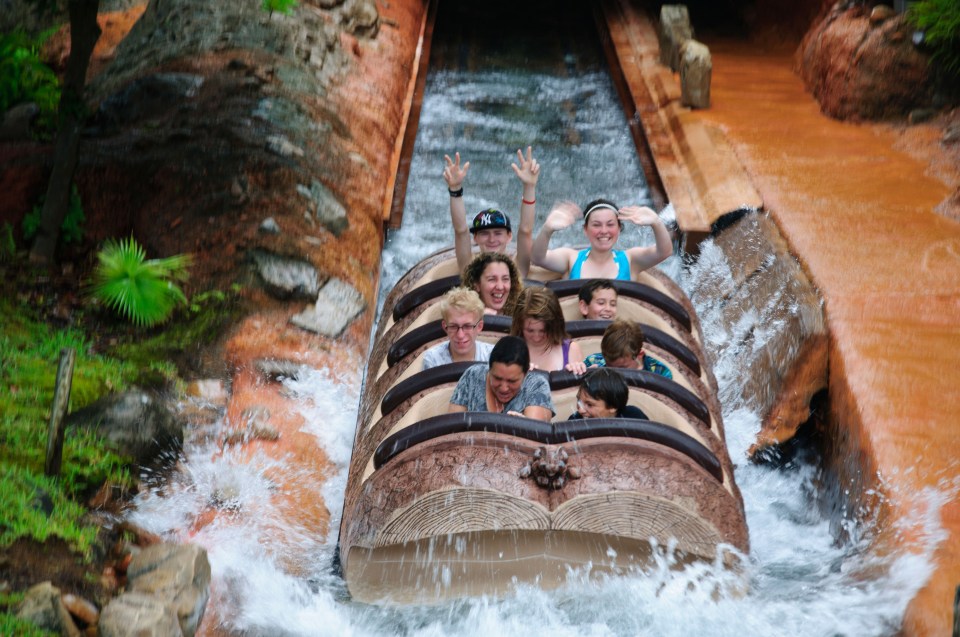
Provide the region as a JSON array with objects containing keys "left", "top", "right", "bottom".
[
  {"left": 22, "top": 184, "right": 86, "bottom": 248},
  {"left": 0, "top": 28, "right": 61, "bottom": 136},
  {"left": 908, "top": 0, "right": 960, "bottom": 80}
]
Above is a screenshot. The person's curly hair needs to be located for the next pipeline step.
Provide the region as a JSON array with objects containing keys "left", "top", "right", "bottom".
[{"left": 460, "top": 252, "right": 523, "bottom": 316}]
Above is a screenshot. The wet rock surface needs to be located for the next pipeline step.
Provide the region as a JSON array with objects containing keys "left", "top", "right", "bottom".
[{"left": 796, "top": 3, "right": 933, "bottom": 120}]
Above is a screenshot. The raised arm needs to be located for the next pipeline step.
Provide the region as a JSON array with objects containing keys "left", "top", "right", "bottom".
[
  {"left": 531, "top": 201, "right": 581, "bottom": 275},
  {"left": 619, "top": 205, "right": 674, "bottom": 273},
  {"left": 511, "top": 146, "right": 540, "bottom": 278},
  {"left": 444, "top": 152, "right": 473, "bottom": 272}
]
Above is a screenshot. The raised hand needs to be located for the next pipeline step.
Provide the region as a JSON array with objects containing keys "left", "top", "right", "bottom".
[
  {"left": 617, "top": 205, "right": 660, "bottom": 227},
  {"left": 443, "top": 152, "right": 470, "bottom": 190},
  {"left": 511, "top": 146, "right": 540, "bottom": 187},
  {"left": 544, "top": 201, "right": 582, "bottom": 231}
]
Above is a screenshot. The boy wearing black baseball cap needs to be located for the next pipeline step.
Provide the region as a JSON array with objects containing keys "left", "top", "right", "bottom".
[{"left": 443, "top": 146, "right": 539, "bottom": 277}]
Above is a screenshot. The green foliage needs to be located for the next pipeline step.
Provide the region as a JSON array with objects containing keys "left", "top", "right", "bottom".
[
  {"left": 90, "top": 237, "right": 192, "bottom": 327},
  {"left": 0, "top": 28, "right": 62, "bottom": 135},
  {"left": 262, "top": 0, "right": 298, "bottom": 16},
  {"left": 0, "top": 297, "right": 135, "bottom": 557},
  {"left": 0, "top": 610, "right": 58, "bottom": 637},
  {"left": 108, "top": 284, "right": 243, "bottom": 385},
  {"left": 907, "top": 0, "right": 960, "bottom": 77},
  {"left": 0, "top": 223, "right": 15, "bottom": 261},
  {"left": 22, "top": 184, "right": 86, "bottom": 246}
]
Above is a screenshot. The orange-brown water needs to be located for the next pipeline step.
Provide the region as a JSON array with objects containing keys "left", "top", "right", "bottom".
[{"left": 692, "top": 40, "right": 960, "bottom": 637}]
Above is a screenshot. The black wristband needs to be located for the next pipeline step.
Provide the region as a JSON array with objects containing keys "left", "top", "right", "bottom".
[{"left": 448, "top": 188, "right": 464, "bottom": 198}]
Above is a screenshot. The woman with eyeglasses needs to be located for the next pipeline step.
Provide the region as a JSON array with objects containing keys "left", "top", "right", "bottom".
[
  {"left": 510, "top": 287, "right": 587, "bottom": 375},
  {"left": 531, "top": 198, "right": 673, "bottom": 281},
  {"left": 448, "top": 336, "right": 554, "bottom": 421},
  {"left": 421, "top": 287, "right": 494, "bottom": 370},
  {"left": 568, "top": 367, "right": 648, "bottom": 420}
]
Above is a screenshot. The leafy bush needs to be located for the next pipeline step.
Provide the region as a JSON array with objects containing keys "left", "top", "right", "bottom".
[
  {"left": 262, "top": 0, "right": 298, "bottom": 16},
  {"left": 0, "top": 29, "right": 61, "bottom": 134},
  {"left": 907, "top": 0, "right": 960, "bottom": 78},
  {"left": 90, "top": 237, "right": 192, "bottom": 327},
  {"left": 22, "top": 184, "right": 85, "bottom": 246},
  {"left": 0, "top": 223, "right": 14, "bottom": 261}
]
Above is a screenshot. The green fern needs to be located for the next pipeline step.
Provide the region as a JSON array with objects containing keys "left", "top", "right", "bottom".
[
  {"left": 907, "top": 0, "right": 960, "bottom": 77},
  {"left": 90, "top": 237, "right": 192, "bottom": 327}
]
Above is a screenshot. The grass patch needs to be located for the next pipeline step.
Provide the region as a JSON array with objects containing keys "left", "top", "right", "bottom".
[{"left": 0, "top": 296, "right": 135, "bottom": 557}]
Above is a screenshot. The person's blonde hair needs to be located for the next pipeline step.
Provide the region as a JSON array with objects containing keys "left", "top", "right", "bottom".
[
  {"left": 438, "top": 287, "right": 485, "bottom": 322},
  {"left": 600, "top": 319, "right": 645, "bottom": 362},
  {"left": 510, "top": 287, "right": 568, "bottom": 346}
]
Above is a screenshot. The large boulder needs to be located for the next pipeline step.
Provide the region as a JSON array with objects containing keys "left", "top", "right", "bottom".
[
  {"left": 66, "top": 388, "right": 183, "bottom": 466},
  {"left": 796, "top": 3, "right": 933, "bottom": 120}
]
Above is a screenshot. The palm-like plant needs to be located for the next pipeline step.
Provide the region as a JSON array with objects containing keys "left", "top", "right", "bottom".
[{"left": 91, "top": 237, "right": 192, "bottom": 327}]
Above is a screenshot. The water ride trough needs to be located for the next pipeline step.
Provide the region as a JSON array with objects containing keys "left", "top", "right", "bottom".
[{"left": 339, "top": 248, "right": 749, "bottom": 603}]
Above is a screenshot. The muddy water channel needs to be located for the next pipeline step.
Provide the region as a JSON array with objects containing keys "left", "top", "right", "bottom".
[{"left": 128, "top": 3, "right": 943, "bottom": 635}]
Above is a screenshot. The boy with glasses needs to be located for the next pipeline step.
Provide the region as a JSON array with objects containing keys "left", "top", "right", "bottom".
[{"left": 422, "top": 287, "right": 495, "bottom": 370}]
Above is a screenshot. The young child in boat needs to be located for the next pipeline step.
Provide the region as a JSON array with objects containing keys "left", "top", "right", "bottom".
[
  {"left": 421, "top": 287, "right": 494, "bottom": 370},
  {"left": 531, "top": 198, "right": 673, "bottom": 280},
  {"left": 510, "top": 287, "right": 588, "bottom": 375},
  {"left": 444, "top": 147, "right": 539, "bottom": 277},
  {"left": 568, "top": 367, "right": 648, "bottom": 420},
  {"left": 578, "top": 279, "right": 619, "bottom": 320},
  {"left": 460, "top": 252, "right": 523, "bottom": 316},
  {"left": 583, "top": 319, "right": 672, "bottom": 379},
  {"left": 448, "top": 335, "right": 554, "bottom": 421}
]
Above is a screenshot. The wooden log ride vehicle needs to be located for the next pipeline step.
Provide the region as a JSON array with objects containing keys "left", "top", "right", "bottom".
[{"left": 338, "top": 248, "right": 749, "bottom": 604}]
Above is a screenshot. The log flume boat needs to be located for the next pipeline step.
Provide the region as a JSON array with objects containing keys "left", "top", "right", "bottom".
[{"left": 339, "top": 248, "right": 749, "bottom": 604}]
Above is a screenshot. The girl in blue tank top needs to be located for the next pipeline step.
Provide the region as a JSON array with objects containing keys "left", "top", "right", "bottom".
[{"left": 531, "top": 199, "right": 673, "bottom": 280}]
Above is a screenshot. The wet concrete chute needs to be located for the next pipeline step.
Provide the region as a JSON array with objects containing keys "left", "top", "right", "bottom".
[{"left": 117, "top": 1, "right": 957, "bottom": 636}]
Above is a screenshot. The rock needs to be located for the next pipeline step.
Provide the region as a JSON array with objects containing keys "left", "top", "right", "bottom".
[
  {"left": 908, "top": 108, "right": 936, "bottom": 124},
  {"left": 255, "top": 357, "right": 306, "bottom": 380},
  {"left": 343, "top": 0, "right": 379, "bottom": 38},
  {"left": 61, "top": 593, "right": 100, "bottom": 628},
  {"left": 125, "top": 543, "right": 211, "bottom": 637},
  {"left": 66, "top": 389, "right": 183, "bottom": 466},
  {"left": 94, "top": 72, "right": 205, "bottom": 128},
  {"left": 259, "top": 216, "right": 281, "bottom": 234},
  {"left": 679, "top": 39, "right": 711, "bottom": 109},
  {"left": 266, "top": 134, "right": 305, "bottom": 157},
  {"left": 869, "top": 4, "right": 895, "bottom": 25},
  {"left": 0, "top": 102, "right": 39, "bottom": 141},
  {"left": 658, "top": 4, "right": 693, "bottom": 72},
  {"left": 797, "top": 10, "right": 932, "bottom": 120},
  {"left": 184, "top": 379, "right": 228, "bottom": 405},
  {"left": 297, "top": 179, "right": 349, "bottom": 236},
  {"left": 99, "top": 591, "right": 182, "bottom": 637},
  {"left": 249, "top": 248, "right": 321, "bottom": 300},
  {"left": 290, "top": 277, "right": 367, "bottom": 338},
  {"left": 943, "top": 123, "right": 960, "bottom": 145},
  {"left": 16, "top": 582, "right": 82, "bottom": 637}
]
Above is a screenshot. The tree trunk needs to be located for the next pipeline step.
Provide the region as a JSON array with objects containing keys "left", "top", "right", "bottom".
[{"left": 29, "top": 0, "right": 101, "bottom": 265}]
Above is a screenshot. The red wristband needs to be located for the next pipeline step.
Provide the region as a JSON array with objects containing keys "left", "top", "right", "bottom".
[{"left": 522, "top": 198, "right": 536, "bottom": 205}]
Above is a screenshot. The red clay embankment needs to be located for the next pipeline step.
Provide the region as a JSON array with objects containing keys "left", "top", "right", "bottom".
[{"left": 601, "top": 3, "right": 959, "bottom": 635}]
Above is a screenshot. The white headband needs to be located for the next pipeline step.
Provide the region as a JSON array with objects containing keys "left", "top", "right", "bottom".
[{"left": 583, "top": 203, "right": 618, "bottom": 223}]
